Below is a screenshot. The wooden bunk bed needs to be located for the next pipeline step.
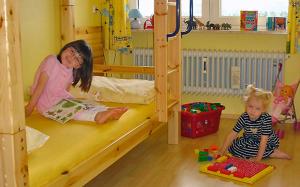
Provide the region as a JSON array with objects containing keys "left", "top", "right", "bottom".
[{"left": 0, "top": 0, "right": 183, "bottom": 186}]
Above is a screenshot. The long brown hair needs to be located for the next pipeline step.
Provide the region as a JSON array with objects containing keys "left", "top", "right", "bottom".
[{"left": 57, "top": 40, "right": 93, "bottom": 92}]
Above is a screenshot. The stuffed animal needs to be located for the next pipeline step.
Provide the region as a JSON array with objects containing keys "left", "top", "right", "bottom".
[{"left": 271, "top": 81, "right": 298, "bottom": 124}]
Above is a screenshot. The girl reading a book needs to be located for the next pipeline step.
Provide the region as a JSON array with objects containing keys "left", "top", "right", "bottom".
[
  {"left": 219, "top": 85, "right": 291, "bottom": 161},
  {"left": 25, "top": 40, "right": 127, "bottom": 124}
]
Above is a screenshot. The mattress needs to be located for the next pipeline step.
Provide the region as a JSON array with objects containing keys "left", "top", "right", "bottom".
[{"left": 26, "top": 102, "right": 155, "bottom": 186}]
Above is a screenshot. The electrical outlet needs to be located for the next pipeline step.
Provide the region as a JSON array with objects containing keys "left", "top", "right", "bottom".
[
  {"left": 92, "top": 5, "right": 99, "bottom": 13},
  {"left": 202, "top": 57, "right": 208, "bottom": 73}
]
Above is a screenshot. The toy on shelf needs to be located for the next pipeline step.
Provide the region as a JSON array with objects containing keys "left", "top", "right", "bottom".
[
  {"left": 144, "top": 15, "right": 154, "bottom": 30},
  {"left": 240, "top": 11, "right": 258, "bottom": 31},
  {"left": 206, "top": 21, "right": 220, "bottom": 30},
  {"left": 221, "top": 22, "right": 232, "bottom": 30},
  {"left": 193, "top": 16, "right": 205, "bottom": 30},
  {"left": 200, "top": 155, "right": 274, "bottom": 184},
  {"left": 184, "top": 19, "right": 197, "bottom": 30}
]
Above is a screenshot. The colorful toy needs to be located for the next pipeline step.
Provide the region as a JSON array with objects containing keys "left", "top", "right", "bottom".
[
  {"left": 144, "top": 15, "right": 154, "bottom": 30},
  {"left": 272, "top": 80, "right": 299, "bottom": 124},
  {"left": 200, "top": 155, "right": 274, "bottom": 184},
  {"left": 271, "top": 62, "right": 300, "bottom": 133},
  {"left": 182, "top": 102, "right": 225, "bottom": 138},
  {"left": 195, "top": 145, "right": 220, "bottom": 162},
  {"left": 193, "top": 16, "right": 205, "bottom": 30}
]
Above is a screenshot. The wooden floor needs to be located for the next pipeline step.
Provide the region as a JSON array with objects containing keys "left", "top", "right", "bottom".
[{"left": 86, "top": 118, "right": 300, "bottom": 187}]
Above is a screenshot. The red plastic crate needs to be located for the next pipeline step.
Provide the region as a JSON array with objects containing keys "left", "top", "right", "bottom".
[{"left": 181, "top": 102, "right": 225, "bottom": 138}]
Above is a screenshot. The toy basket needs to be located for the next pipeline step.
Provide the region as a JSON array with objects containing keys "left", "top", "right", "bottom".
[{"left": 181, "top": 102, "right": 225, "bottom": 138}]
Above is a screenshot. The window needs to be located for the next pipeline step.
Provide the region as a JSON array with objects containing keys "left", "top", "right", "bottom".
[
  {"left": 221, "top": 0, "right": 288, "bottom": 17},
  {"left": 137, "top": 0, "right": 288, "bottom": 30},
  {"left": 138, "top": 0, "right": 202, "bottom": 17}
]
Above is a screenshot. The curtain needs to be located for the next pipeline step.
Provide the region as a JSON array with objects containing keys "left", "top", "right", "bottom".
[{"left": 101, "top": 0, "right": 132, "bottom": 53}]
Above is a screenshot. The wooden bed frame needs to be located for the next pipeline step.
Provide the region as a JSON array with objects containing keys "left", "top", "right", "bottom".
[{"left": 0, "top": 0, "right": 182, "bottom": 186}]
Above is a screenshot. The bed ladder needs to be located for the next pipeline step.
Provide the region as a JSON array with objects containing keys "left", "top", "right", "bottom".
[{"left": 154, "top": 0, "right": 182, "bottom": 144}]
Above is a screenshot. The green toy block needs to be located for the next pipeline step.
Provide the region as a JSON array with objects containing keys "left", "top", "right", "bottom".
[{"left": 199, "top": 151, "right": 208, "bottom": 156}]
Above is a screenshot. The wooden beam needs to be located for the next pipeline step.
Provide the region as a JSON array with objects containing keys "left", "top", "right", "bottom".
[
  {"left": 93, "top": 64, "right": 155, "bottom": 75},
  {"left": 0, "top": 0, "right": 28, "bottom": 186},
  {"left": 0, "top": 131, "right": 28, "bottom": 187},
  {"left": 60, "top": 0, "right": 76, "bottom": 46},
  {"left": 167, "top": 0, "right": 181, "bottom": 144},
  {"left": 154, "top": 0, "right": 168, "bottom": 122}
]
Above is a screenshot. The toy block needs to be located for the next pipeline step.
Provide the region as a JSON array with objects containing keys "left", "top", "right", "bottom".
[
  {"left": 227, "top": 166, "right": 237, "bottom": 173},
  {"left": 224, "top": 163, "right": 234, "bottom": 170},
  {"left": 233, "top": 171, "right": 245, "bottom": 178},
  {"left": 214, "top": 154, "right": 221, "bottom": 159},
  {"left": 199, "top": 151, "right": 208, "bottom": 156},
  {"left": 198, "top": 155, "right": 212, "bottom": 162},
  {"left": 194, "top": 149, "right": 200, "bottom": 155},
  {"left": 210, "top": 145, "right": 218, "bottom": 151},
  {"left": 207, "top": 165, "right": 218, "bottom": 172},
  {"left": 220, "top": 169, "right": 231, "bottom": 175}
]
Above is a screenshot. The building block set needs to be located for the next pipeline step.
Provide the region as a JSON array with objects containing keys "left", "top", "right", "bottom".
[
  {"left": 194, "top": 145, "right": 221, "bottom": 162},
  {"left": 199, "top": 155, "right": 274, "bottom": 184},
  {"left": 181, "top": 102, "right": 225, "bottom": 138}
]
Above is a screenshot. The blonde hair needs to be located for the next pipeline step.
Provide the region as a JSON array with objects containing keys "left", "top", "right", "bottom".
[{"left": 243, "top": 84, "right": 273, "bottom": 110}]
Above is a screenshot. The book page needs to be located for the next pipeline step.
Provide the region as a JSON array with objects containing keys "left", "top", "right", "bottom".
[{"left": 43, "top": 99, "right": 85, "bottom": 124}]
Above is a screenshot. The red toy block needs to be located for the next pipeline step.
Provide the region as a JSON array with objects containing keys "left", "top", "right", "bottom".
[
  {"left": 207, "top": 165, "right": 218, "bottom": 172},
  {"left": 220, "top": 169, "right": 231, "bottom": 175},
  {"left": 233, "top": 171, "right": 245, "bottom": 178},
  {"left": 210, "top": 145, "right": 218, "bottom": 151}
]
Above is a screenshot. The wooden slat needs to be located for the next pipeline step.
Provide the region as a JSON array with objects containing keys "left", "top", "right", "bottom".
[
  {"left": 0, "top": 0, "right": 25, "bottom": 134},
  {"left": 0, "top": 131, "right": 28, "bottom": 187},
  {"left": 93, "top": 56, "right": 105, "bottom": 65},
  {"left": 93, "top": 64, "right": 155, "bottom": 74},
  {"left": 0, "top": 0, "right": 28, "bottom": 186},
  {"left": 154, "top": 0, "right": 168, "bottom": 123},
  {"left": 60, "top": 0, "right": 75, "bottom": 45},
  {"left": 167, "top": 0, "right": 181, "bottom": 144},
  {"left": 75, "top": 26, "right": 101, "bottom": 34},
  {"left": 47, "top": 116, "right": 161, "bottom": 186},
  {"left": 75, "top": 26, "right": 104, "bottom": 66},
  {"left": 76, "top": 33, "right": 101, "bottom": 42}
]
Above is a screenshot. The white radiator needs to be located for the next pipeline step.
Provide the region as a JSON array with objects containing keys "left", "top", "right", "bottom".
[{"left": 133, "top": 48, "right": 285, "bottom": 95}]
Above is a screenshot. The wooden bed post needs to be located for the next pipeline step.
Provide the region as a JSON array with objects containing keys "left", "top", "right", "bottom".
[
  {"left": 154, "top": 0, "right": 181, "bottom": 144},
  {"left": 0, "top": 0, "right": 28, "bottom": 186},
  {"left": 60, "top": 0, "right": 76, "bottom": 46},
  {"left": 154, "top": 0, "right": 168, "bottom": 123},
  {"left": 167, "top": 0, "right": 181, "bottom": 144}
]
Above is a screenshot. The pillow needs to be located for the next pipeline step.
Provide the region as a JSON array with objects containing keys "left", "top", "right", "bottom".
[
  {"left": 26, "top": 126, "right": 49, "bottom": 153},
  {"left": 70, "top": 76, "right": 155, "bottom": 104}
]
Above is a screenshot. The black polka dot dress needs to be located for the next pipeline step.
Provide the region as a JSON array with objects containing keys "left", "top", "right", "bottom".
[{"left": 228, "top": 112, "right": 279, "bottom": 159}]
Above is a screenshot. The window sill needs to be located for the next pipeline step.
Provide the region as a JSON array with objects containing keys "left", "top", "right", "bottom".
[{"left": 131, "top": 29, "right": 287, "bottom": 35}]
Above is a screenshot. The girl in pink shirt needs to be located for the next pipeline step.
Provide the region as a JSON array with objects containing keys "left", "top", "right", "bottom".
[{"left": 25, "top": 40, "right": 127, "bottom": 124}]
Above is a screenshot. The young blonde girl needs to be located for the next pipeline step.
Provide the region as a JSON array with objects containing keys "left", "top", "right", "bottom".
[
  {"left": 25, "top": 40, "right": 127, "bottom": 124},
  {"left": 219, "top": 85, "right": 291, "bottom": 161}
]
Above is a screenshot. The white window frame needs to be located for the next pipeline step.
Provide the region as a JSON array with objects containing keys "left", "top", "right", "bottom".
[
  {"left": 135, "top": 0, "right": 287, "bottom": 30},
  {"left": 209, "top": 0, "right": 267, "bottom": 30}
]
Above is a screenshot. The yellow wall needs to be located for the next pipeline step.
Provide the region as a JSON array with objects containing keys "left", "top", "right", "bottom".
[{"left": 20, "top": 0, "right": 61, "bottom": 98}]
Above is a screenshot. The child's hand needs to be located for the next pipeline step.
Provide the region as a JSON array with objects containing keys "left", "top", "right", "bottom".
[
  {"left": 25, "top": 104, "right": 34, "bottom": 117},
  {"left": 249, "top": 157, "right": 261, "bottom": 162}
]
